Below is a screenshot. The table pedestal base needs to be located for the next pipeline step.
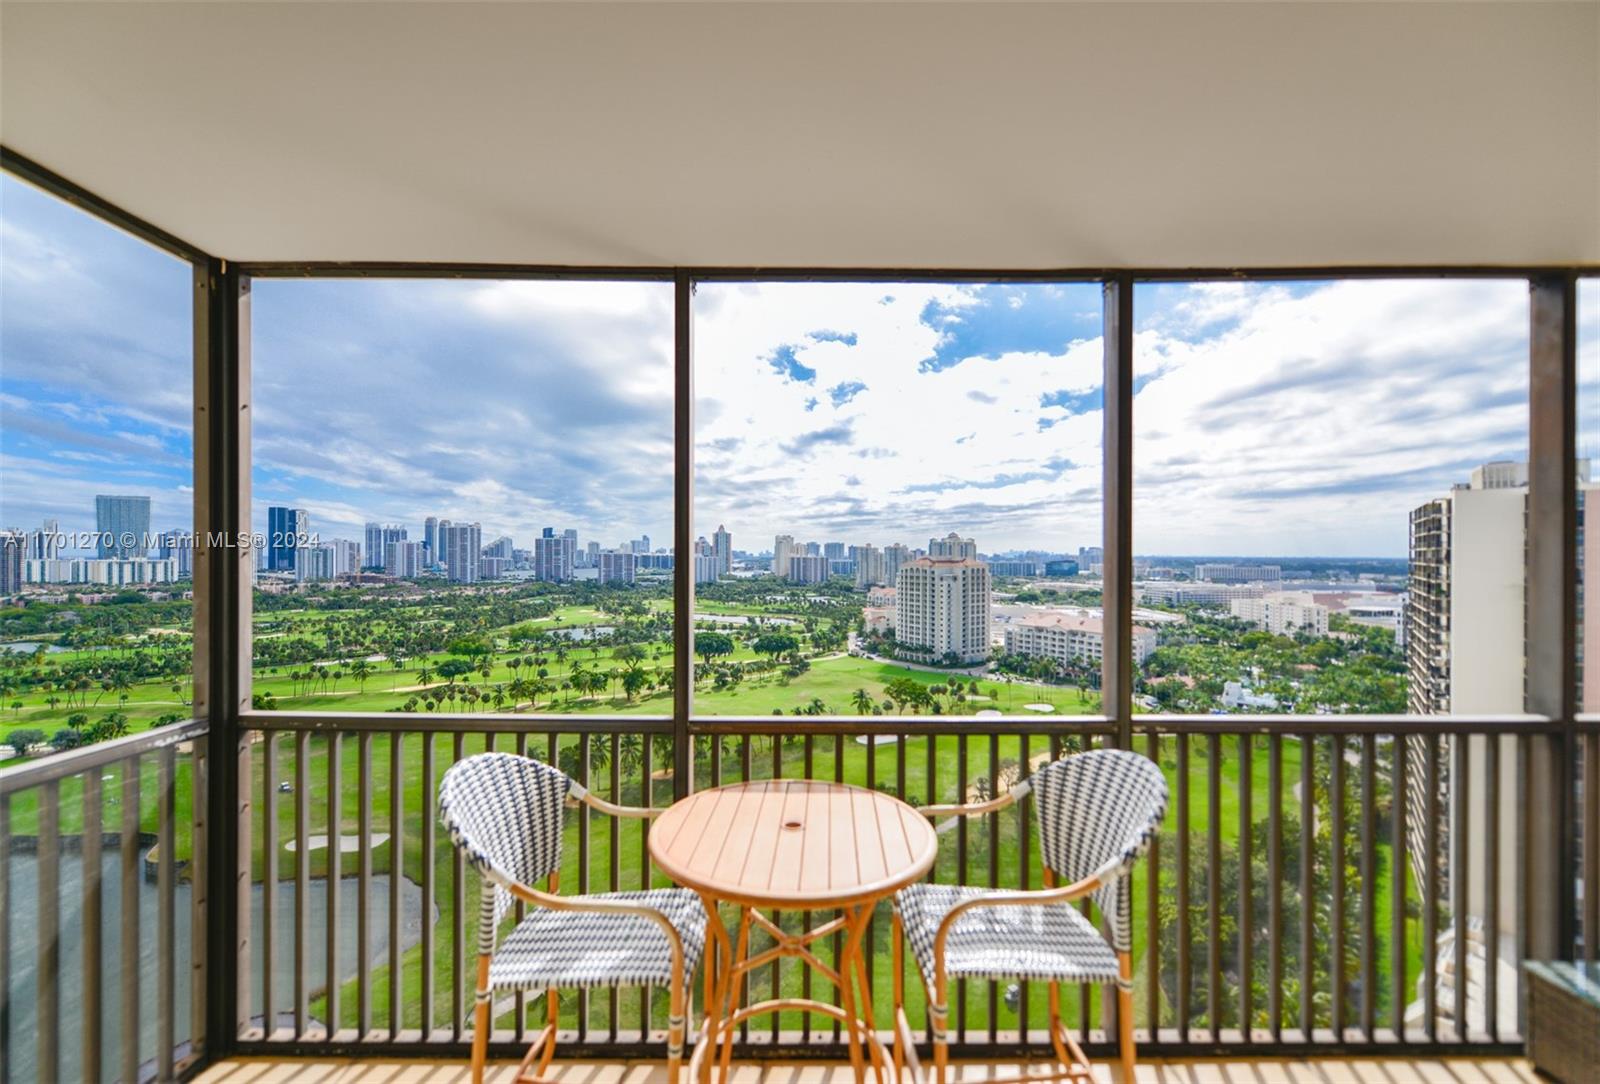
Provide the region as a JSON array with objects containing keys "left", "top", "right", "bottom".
[{"left": 691, "top": 898, "right": 888, "bottom": 1084}]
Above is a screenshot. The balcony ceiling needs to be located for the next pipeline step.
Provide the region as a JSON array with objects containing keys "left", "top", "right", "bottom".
[{"left": 2, "top": 1, "right": 1596, "bottom": 269}]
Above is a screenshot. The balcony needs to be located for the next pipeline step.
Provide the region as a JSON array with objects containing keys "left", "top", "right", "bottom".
[{"left": 2, "top": 3, "right": 1598, "bottom": 1084}]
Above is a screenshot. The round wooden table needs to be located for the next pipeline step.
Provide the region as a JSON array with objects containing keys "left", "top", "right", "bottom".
[{"left": 650, "top": 779, "right": 938, "bottom": 1083}]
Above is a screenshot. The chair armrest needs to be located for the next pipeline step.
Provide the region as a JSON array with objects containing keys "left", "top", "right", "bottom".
[
  {"left": 924, "top": 778, "right": 1032, "bottom": 834},
  {"left": 567, "top": 780, "right": 662, "bottom": 819}
]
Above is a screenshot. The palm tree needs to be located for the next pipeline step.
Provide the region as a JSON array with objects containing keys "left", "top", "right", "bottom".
[{"left": 851, "top": 687, "right": 874, "bottom": 715}]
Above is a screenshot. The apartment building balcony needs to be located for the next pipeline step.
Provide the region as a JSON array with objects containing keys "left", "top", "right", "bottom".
[{"left": 1, "top": 3, "right": 1596, "bottom": 1084}]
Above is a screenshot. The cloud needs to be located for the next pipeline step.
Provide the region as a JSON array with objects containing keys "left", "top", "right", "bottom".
[
  {"left": 809, "top": 329, "right": 858, "bottom": 346},
  {"left": 1039, "top": 387, "right": 1102, "bottom": 415},
  {"left": 829, "top": 381, "right": 867, "bottom": 407},
  {"left": 780, "top": 422, "right": 855, "bottom": 456},
  {"left": 764, "top": 343, "right": 817, "bottom": 384}
]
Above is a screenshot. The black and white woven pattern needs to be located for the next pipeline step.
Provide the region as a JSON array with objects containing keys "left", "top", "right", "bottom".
[
  {"left": 1031, "top": 748, "right": 1167, "bottom": 952},
  {"left": 895, "top": 882, "right": 1121, "bottom": 990},
  {"left": 440, "top": 751, "right": 707, "bottom": 993},
  {"left": 486, "top": 888, "right": 708, "bottom": 992},
  {"left": 439, "top": 752, "right": 570, "bottom": 928}
]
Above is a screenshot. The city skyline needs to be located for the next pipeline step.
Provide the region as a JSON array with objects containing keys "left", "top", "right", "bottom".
[{"left": 6, "top": 173, "right": 1600, "bottom": 558}]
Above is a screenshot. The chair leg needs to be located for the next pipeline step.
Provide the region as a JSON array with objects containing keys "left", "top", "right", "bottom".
[
  {"left": 667, "top": 970, "right": 687, "bottom": 1084},
  {"left": 535, "top": 986, "right": 559, "bottom": 1079},
  {"left": 891, "top": 912, "right": 904, "bottom": 1082},
  {"left": 930, "top": 988, "right": 949, "bottom": 1084},
  {"left": 471, "top": 954, "right": 492, "bottom": 1084},
  {"left": 1117, "top": 953, "right": 1136, "bottom": 1083}
]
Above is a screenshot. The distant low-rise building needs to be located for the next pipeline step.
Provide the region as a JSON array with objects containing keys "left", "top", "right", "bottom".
[
  {"left": 1229, "top": 592, "right": 1330, "bottom": 637},
  {"left": 1139, "top": 582, "right": 1265, "bottom": 607},
  {"left": 1002, "top": 610, "right": 1158, "bottom": 667},
  {"left": 1222, "top": 681, "right": 1279, "bottom": 710},
  {"left": 987, "top": 559, "right": 1044, "bottom": 577},
  {"left": 1194, "top": 562, "right": 1282, "bottom": 584}
]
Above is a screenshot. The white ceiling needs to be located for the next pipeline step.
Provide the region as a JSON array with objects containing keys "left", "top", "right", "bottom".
[{"left": 2, "top": 1, "right": 1597, "bottom": 269}]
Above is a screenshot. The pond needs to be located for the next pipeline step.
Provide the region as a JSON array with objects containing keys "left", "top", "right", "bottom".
[{"left": 4, "top": 844, "right": 434, "bottom": 1083}]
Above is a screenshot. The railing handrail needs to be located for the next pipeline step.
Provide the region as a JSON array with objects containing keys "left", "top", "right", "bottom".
[
  {"left": 239, "top": 709, "right": 1562, "bottom": 738},
  {"left": 0, "top": 717, "right": 209, "bottom": 795}
]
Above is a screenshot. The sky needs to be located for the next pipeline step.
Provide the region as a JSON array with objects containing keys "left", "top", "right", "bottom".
[{"left": 3, "top": 172, "right": 1598, "bottom": 560}]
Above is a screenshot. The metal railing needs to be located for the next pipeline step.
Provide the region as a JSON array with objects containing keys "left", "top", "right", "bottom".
[
  {"left": 201, "top": 710, "right": 1579, "bottom": 1065},
  {"left": 0, "top": 720, "right": 212, "bottom": 1084}
]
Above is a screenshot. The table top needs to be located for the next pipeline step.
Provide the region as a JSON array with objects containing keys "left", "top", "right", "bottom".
[
  {"left": 649, "top": 779, "right": 938, "bottom": 908},
  {"left": 1526, "top": 961, "right": 1600, "bottom": 1008}
]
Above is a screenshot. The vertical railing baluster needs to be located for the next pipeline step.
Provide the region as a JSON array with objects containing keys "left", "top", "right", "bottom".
[
  {"left": 1452, "top": 735, "right": 1469, "bottom": 1040},
  {"left": 833, "top": 732, "right": 845, "bottom": 1044},
  {"left": 158, "top": 746, "right": 176, "bottom": 1080},
  {"left": 190, "top": 735, "right": 208, "bottom": 1064},
  {"left": 0, "top": 792, "right": 10, "bottom": 1084},
  {"left": 578, "top": 730, "right": 590, "bottom": 1041},
  {"left": 326, "top": 732, "right": 342, "bottom": 1038},
  {"left": 1207, "top": 733, "right": 1221, "bottom": 1044},
  {"left": 1486, "top": 733, "right": 1502, "bottom": 1041},
  {"left": 1391, "top": 734, "right": 1408, "bottom": 1040},
  {"left": 641, "top": 730, "right": 654, "bottom": 1039},
  {"left": 358, "top": 732, "right": 372, "bottom": 1038},
  {"left": 38, "top": 778, "right": 60, "bottom": 1084},
  {"left": 1360, "top": 734, "right": 1377, "bottom": 1041},
  {"left": 421, "top": 732, "right": 436, "bottom": 1040},
  {"left": 83, "top": 766, "right": 103, "bottom": 1084},
  {"left": 514, "top": 731, "right": 528, "bottom": 1044},
  {"left": 294, "top": 731, "right": 309, "bottom": 1039},
  {"left": 1299, "top": 733, "right": 1314, "bottom": 1040},
  {"left": 1238, "top": 733, "right": 1253, "bottom": 1041},
  {"left": 609, "top": 732, "right": 621, "bottom": 1042},
  {"left": 783, "top": 733, "right": 796, "bottom": 1043},
  {"left": 1175, "top": 731, "right": 1189, "bottom": 1042},
  {"left": 1331, "top": 734, "right": 1346, "bottom": 1039},
  {"left": 452, "top": 732, "right": 465, "bottom": 1041},
  {"left": 121, "top": 757, "right": 141, "bottom": 1083},
  {"left": 1584, "top": 730, "right": 1599, "bottom": 968},
  {"left": 1017, "top": 732, "right": 1031, "bottom": 1039},
  {"left": 262, "top": 732, "right": 277, "bottom": 1039},
  {"left": 389, "top": 731, "right": 402, "bottom": 1041},
  {"left": 1424, "top": 734, "right": 1440, "bottom": 1042},
  {"left": 1268, "top": 734, "right": 1282, "bottom": 1043},
  {"left": 956, "top": 733, "right": 969, "bottom": 1041},
  {"left": 1146, "top": 728, "right": 1161, "bottom": 1040},
  {"left": 988, "top": 733, "right": 1000, "bottom": 1045}
]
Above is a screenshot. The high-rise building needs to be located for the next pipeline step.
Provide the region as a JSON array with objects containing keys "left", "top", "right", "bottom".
[
  {"left": 823, "top": 541, "right": 845, "bottom": 561},
  {"left": 597, "top": 549, "right": 637, "bottom": 584},
  {"left": 928, "top": 532, "right": 977, "bottom": 560},
  {"left": 883, "top": 543, "right": 911, "bottom": 585},
  {"left": 1402, "top": 459, "right": 1567, "bottom": 1031},
  {"left": 586, "top": 540, "right": 602, "bottom": 566},
  {"left": 266, "top": 506, "right": 308, "bottom": 572},
  {"left": 772, "top": 534, "right": 795, "bottom": 578},
  {"left": 895, "top": 556, "right": 991, "bottom": 664},
  {"left": 424, "top": 516, "right": 439, "bottom": 561},
  {"left": 484, "top": 535, "right": 515, "bottom": 562},
  {"left": 28, "top": 519, "right": 61, "bottom": 561},
  {"left": 157, "top": 528, "right": 194, "bottom": 578},
  {"left": 804, "top": 541, "right": 822, "bottom": 557},
  {"left": 365, "top": 523, "right": 407, "bottom": 569},
  {"left": 0, "top": 532, "right": 24, "bottom": 595},
  {"left": 1077, "top": 546, "right": 1104, "bottom": 573},
  {"left": 693, "top": 553, "right": 721, "bottom": 584},
  {"left": 854, "top": 544, "right": 886, "bottom": 589},
  {"left": 440, "top": 522, "right": 483, "bottom": 583},
  {"left": 786, "top": 554, "right": 830, "bottom": 584},
  {"left": 328, "top": 538, "right": 361, "bottom": 576},
  {"left": 713, "top": 525, "right": 733, "bottom": 574},
  {"left": 384, "top": 540, "right": 424, "bottom": 579},
  {"left": 296, "top": 544, "right": 337, "bottom": 581},
  {"left": 534, "top": 526, "right": 576, "bottom": 582},
  {"left": 96, "top": 494, "right": 151, "bottom": 558}
]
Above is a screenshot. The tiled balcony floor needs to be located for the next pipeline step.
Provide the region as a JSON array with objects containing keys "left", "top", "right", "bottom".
[{"left": 196, "top": 1056, "right": 1541, "bottom": 1084}]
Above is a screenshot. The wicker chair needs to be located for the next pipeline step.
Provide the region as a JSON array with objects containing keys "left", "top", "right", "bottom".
[
  {"left": 891, "top": 748, "right": 1168, "bottom": 1084},
  {"left": 439, "top": 752, "right": 707, "bottom": 1084}
]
